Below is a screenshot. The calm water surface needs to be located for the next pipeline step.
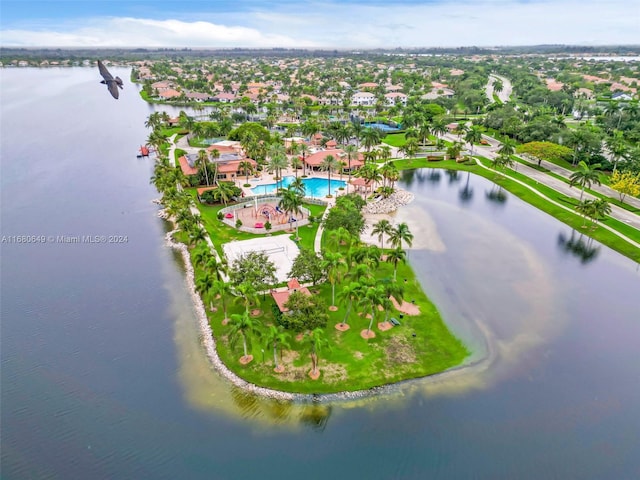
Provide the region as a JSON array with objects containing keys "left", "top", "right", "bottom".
[{"left": 2, "top": 68, "right": 640, "bottom": 479}]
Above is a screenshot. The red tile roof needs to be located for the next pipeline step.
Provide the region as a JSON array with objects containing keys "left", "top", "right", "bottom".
[
  {"left": 178, "top": 156, "right": 198, "bottom": 176},
  {"left": 271, "top": 279, "right": 311, "bottom": 312}
]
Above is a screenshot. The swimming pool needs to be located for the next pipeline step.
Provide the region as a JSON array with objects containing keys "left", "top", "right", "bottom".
[{"left": 251, "top": 176, "right": 347, "bottom": 198}]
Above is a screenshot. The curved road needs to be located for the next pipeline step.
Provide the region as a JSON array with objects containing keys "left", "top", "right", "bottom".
[{"left": 486, "top": 74, "right": 513, "bottom": 103}]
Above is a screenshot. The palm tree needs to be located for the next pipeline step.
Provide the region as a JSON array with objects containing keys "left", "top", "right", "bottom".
[
  {"left": 298, "top": 143, "right": 310, "bottom": 177},
  {"left": 306, "top": 328, "right": 329, "bottom": 379},
  {"left": 361, "top": 127, "right": 382, "bottom": 152},
  {"left": 212, "top": 280, "right": 232, "bottom": 321},
  {"left": 570, "top": 161, "right": 602, "bottom": 201},
  {"left": 337, "top": 281, "right": 362, "bottom": 330},
  {"left": 359, "top": 285, "right": 385, "bottom": 337},
  {"left": 575, "top": 199, "right": 596, "bottom": 228},
  {"left": 400, "top": 137, "right": 420, "bottom": 159},
  {"left": 279, "top": 186, "right": 304, "bottom": 234},
  {"left": 213, "top": 181, "right": 236, "bottom": 206},
  {"left": 195, "top": 271, "right": 216, "bottom": 311},
  {"left": 268, "top": 144, "right": 289, "bottom": 192},
  {"left": 605, "top": 130, "right": 628, "bottom": 173},
  {"left": 320, "top": 154, "right": 339, "bottom": 198},
  {"left": 491, "top": 154, "right": 514, "bottom": 175},
  {"left": 385, "top": 247, "right": 407, "bottom": 280},
  {"left": 239, "top": 160, "right": 254, "bottom": 185},
  {"left": 589, "top": 198, "right": 611, "bottom": 227},
  {"left": 389, "top": 222, "right": 413, "bottom": 250},
  {"left": 343, "top": 144, "right": 359, "bottom": 192},
  {"left": 464, "top": 125, "right": 483, "bottom": 160},
  {"left": 289, "top": 176, "right": 306, "bottom": 197},
  {"left": 371, "top": 219, "right": 393, "bottom": 250},
  {"left": 322, "top": 251, "right": 346, "bottom": 308},
  {"left": 234, "top": 281, "right": 259, "bottom": 314},
  {"left": 264, "top": 325, "right": 291, "bottom": 372},
  {"left": 228, "top": 311, "right": 261, "bottom": 364},
  {"left": 290, "top": 156, "right": 303, "bottom": 178},
  {"left": 497, "top": 138, "right": 516, "bottom": 157},
  {"left": 197, "top": 149, "right": 210, "bottom": 186}
]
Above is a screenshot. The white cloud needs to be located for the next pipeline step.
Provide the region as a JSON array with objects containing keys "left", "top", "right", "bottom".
[
  {"left": 0, "top": 16, "right": 318, "bottom": 48},
  {"left": 0, "top": 0, "right": 638, "bottom": 48}
]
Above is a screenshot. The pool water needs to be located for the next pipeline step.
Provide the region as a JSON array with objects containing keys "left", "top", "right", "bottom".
[
  {"left": 364, "top": 122, "right": 402, "bottom": 132},
  {"left": 251, "top": 176, "right": 346, "bottom": 197}
]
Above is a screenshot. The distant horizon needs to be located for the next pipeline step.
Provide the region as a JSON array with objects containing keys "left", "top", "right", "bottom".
[
  {"left": 2, "top": 44, "right": 639, "bottom": 52},
  {"left": 2, "top": 0, "right": 638, "bottom": 49}
]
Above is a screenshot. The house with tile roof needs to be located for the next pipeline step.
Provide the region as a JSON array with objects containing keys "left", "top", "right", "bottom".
[{"left": 271, "top": 279, "right": 311, "bottom": 313}]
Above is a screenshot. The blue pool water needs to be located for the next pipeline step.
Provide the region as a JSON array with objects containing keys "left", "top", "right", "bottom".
[
  {"left": 364, "top": 122, "right": 402, "bottom": 132},
  {"left": 251, "top": 176, "right": 346, "bottom": 197}
]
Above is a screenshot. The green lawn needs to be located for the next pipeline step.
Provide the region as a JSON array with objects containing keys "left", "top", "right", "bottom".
[{"left": 193, "top": 247, "right": 468, "bottom": 395}]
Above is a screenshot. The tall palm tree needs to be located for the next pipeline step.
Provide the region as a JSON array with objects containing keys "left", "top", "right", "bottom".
[
  {"left": 322, "top": 251, "right": 346, "bottom": 308},
  {"left": 570, "top": 161, "right": 602, "bottom": 201},
  {"left": 279, "top": 186, "right": 304, "bottom": 234},
  {"left": 264, "top": 325, "right": 290, "bottom": 372},
  {"left": 195, "top": 271, "right": 216, "bottom": 311},
  {"left": 212, "top": 279, "right": 232, "bottom": 321},
  {"left": 239, "top": 160, "right": 254, "bottom": 185},
  {"left": 320, "top": 154, "right": 339, "bottom": 198},
  {"left": 385, "top": 247, "right": 406, "bottom": 280},
  {"left": 361, "top": 127, "right": 382, "bottom": 152},
  {"left": 337, "top": 281, "right": 362, "bottom": 329},
  {"left": 298, "top": 143, "right": 310, "bottom": 177},
  {"left": 213, "top": 181, "right": 236, "bottom": 206},
  {"left": 497, "top": 138, "right": 516, "bottom": 157},
  {"left": 389, "top": 222, "right": 414, "bottom": 250},
  {"left": 234, "top": 281, "right": 259, "bottom": 314},
  {"left": 306, "top": 328, "right": 329, "bottom": 378},
  {"left": 359, "top": 285, "right": 385, "bottom": 337},
  {"left": 371, "top": 219, "right": 393, "bottom": 250},
  {"left": 268, "top": 144, "right": 289, "bottom": 192},
  {"left": 343, "top": 144, "right": 359, "bottom": 192},
  {"left": 605, "top": 130, "right": 628, "bottom": 173},
  {"left": 228, "top": 311, "right": 261, "bottom": 363},
  {"left": 465, "top": 125, "right": 483, "bottom": 160},
  {"left": 198, "top": 149, "right": 211, "bottom": 186}
]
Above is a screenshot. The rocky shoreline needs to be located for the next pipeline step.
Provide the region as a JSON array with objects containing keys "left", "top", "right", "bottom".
[{"left": 361, "top": 190, "right": 415, "bottom": 215}]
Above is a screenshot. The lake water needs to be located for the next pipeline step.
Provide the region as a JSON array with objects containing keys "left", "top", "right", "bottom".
[{"left": 2, "top": 68, "right": 640, "bottom": 479}]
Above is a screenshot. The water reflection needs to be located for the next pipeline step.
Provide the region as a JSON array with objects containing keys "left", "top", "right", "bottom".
[
  {"left": 426, "top": 170, "right": 442, "bottom": 184},
  {"left": 459, "top": 172, "right": 474, "bottom": 204},
  {"left": 557, "top": 229, "right": 600, "bottom": 264},
  {"left": 445, "top": 170, "right": 460, "bottom": 184},
  {"left": 485, "top": 185, "right": 508, "bottom": 205}
]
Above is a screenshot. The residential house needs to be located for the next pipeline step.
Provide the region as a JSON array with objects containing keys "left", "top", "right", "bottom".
[
  {"left": 384, "top": 92, "right": 408, "bottom": 106},
  {"left": 351, "top": 91, "right": 376, "bottom": 106}
]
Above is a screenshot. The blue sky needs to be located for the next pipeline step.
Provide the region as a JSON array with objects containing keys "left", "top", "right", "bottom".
[{"left": 1, "top": 0, "right": 638, "bottom": 48}]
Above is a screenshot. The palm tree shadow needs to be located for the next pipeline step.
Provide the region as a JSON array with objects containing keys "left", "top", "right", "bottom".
[
  {"left": 485, "top": 185, "right": 508, "bottom": 205},
  {"left": 459, "top": 172, "right": 474, "bottom": 204},
  {"left": 557, "top": 230, "right": 600, "bottom": 264}
]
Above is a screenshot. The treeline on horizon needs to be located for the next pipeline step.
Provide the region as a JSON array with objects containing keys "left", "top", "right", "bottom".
[{"left": 1, "top": 44, "right": 639, "bottom": 62}]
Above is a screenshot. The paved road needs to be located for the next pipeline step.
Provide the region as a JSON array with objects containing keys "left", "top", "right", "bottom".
[{"left": 485, "top": 74, "right": 513, "bottom": 104}]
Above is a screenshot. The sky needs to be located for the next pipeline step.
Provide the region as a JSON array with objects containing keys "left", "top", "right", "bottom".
[{"left": 1, "top": 0, "right": 639, "bottom": 49}]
